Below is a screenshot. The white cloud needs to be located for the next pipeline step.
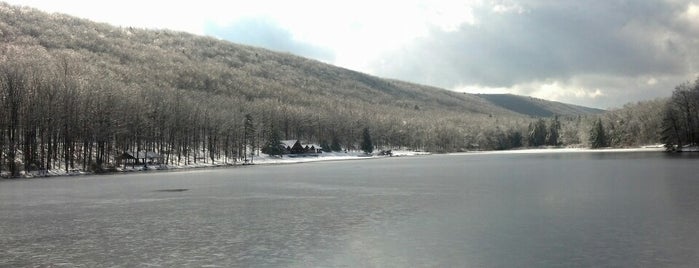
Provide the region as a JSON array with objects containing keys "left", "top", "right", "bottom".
[
  {"left": 529, "top": 83, "right": 604, "bottom": 101},
  {"left": 248, "top": 0, "right": 483, "bottom": 72},
  {"left": 686, "top": 3, "right": 699, "bottom": 19},
  {"left": 454, "top": 80, "right": 604, "bottom": 105},
  {"left": 491, "top": 0, "right": 525, "bottom": 14}
]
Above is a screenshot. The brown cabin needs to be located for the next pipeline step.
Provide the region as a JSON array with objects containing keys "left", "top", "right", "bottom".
[{"left": 281, "top": 140, "right": 323, "bottom": 154}]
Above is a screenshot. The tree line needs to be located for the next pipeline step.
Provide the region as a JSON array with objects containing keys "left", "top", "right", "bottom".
[
  {"left": 565, "top": 78, "right": 697, "bottom": 150},
  {"left": 661, "top": 79, "right": 699, "bottom": 151}
]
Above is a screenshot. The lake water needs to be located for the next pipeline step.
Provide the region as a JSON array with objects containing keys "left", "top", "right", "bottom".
[{"left": 1, "top": 151, "right": 698, "bottom": 267}]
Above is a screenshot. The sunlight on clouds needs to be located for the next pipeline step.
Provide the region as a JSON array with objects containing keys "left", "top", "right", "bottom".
[
  {"left": 491, "top": 0, "right": 526, "bottom": 14},
  {"left": 514, "top": 82, "right": 605, "bottom": 104},
  {"left": 421, "top": 0, "right": 480, "bottom": 31},
  {"left": 198, "top": 0, "right": 484, "bottom": 72},
  {"left": 686, "top": 3, "right": 699, "bottom": 19},
  {"left": 452, "top": 81, "right": 606, "bottom": 108},
  {"left": 268, "top": 0, "right": 481, "bottom": 71},
  {"left": 454, "top": 81, "right": 604, "bottom": 100},
  {"left": 647, "top": 77, "right": 658, "bottom": 85}
]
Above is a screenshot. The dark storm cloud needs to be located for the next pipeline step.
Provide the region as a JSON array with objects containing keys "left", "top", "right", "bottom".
[
  {"left": 205, "top": 18, "right": 335, "bottom": 62},
  {"left": 372, "top": 0, "right": 698, "bottom": 105}
]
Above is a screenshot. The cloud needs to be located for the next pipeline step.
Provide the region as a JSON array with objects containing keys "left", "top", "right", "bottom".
[
  {"left": 372, "top": 0, "right": 699, "bottom": 108},
  {"left": 205, "top": 18, "right": 335, "bottom": 62}
]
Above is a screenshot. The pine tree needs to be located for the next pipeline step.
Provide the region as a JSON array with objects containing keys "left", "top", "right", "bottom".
[
  {"left": 507, "top": 129, "right": 523, "bottom": 148},
  {"left": 589, "top": 118, "right": 607, "bottom": 149},
  {"left": 661, "top": 105, "right": 682, "bottom": 151},
  {"left": 546, "top": 115, "right": 561, "bottom": 146},
  {"left": 319, "top": 140, "right": 331, "bottom": 153},
  {"left": 330, "top": 136, "right": 342, "bottom": 152},
  {"left": 262, "top": 127, "right": 284, "bottom": 156},
  {"left": 528, "top": 119, "right": 547, "bottom": 146},
  {"left": 361, "top": 127, "right": 374, "bottom": 154}
]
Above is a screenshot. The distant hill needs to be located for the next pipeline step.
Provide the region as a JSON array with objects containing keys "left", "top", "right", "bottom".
[
  {"left": 0, "top": 2, "right": 516, "bottom": 115},
  {"left": 477, "top": 94, "right": 605, "bottom": 117}
]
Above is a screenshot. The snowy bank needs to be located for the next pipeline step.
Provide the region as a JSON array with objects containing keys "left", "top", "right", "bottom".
[
  {"left": 450, "top": 146, "right": 666, "bottom": 156},
  {"left": 6, "top": 150, "right": 430, "bottom": 178},
  {"left": 677, "top": 146, "right": 699, "bottom": 152},
  {"left": 242, "top": 152, "right": 371, "bottom": 165},
  {"left": 230, "top": 150, "right": 430, "bottom": 165}
]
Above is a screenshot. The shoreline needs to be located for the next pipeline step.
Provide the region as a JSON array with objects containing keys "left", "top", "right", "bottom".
[
  {"left": 0, "top": 146, "right": 679, "bottom": 179},
  {"left": 450, "top": 146, "right": 667, "bottom": 156},
  {"left": 1, "top": 150, "right": 431, "bottom": 179}
]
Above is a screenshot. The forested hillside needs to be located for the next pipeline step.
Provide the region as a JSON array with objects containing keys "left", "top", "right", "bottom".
[
  {"left": 0, "top": 3, "right": 528, "bottom": 176},
  {"left": 0, "top": 3, "right": 680, "bottom": 177}
]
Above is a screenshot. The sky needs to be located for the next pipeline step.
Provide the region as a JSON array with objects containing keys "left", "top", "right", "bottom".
[{"left": 5, "top": 0, "right": 699, "bottom": 109}]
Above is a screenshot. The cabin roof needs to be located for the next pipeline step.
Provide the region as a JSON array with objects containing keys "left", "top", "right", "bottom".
[
  {"left": 280, "top": 140, "right": 322, "bottom": 150},
  {"left": 280, "top": 140, "right": 297, "bottom": 148}
]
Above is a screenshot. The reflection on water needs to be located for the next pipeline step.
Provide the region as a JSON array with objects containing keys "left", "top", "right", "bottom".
[{"left": 1, "top": 151, "right": 698, "bottom": 267}]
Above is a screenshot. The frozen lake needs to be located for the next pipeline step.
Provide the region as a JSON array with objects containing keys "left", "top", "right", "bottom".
[{"left": 1, "top": 151, "right": 698, "bottom": 267}]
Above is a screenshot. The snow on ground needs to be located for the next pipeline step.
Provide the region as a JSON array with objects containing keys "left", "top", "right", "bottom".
[
  {"left": 389, "top": 150, "right": 432, "bottom": 157},
  {"left": 240, "top": 150, "right": 430, "bottom": 165},
  {"left": 678, "top": 145, "right": 699, "bottom": 152},
  {"left": 244, "top": 151, "right": 370, "bottom": 165},
  {"left": 9, "top": 150, "right": 431, "bottom": 178}
]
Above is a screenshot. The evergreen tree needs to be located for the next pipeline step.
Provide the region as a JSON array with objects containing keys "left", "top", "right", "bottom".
[
  {"left": 589, "top": 118, "right": 608, "bottom": 148},
  {"left": 319, "top": 140, "right": 331, "bottom": 153},
  {"left": 262, "top": 127, "right": 284, "bottom": 156},
  {"left": 330, "top": 136, "right": 342, "bottom": 152},
  {"left": 528, "top": 119, "right": 547, "bottom": 146},
  {"left": 361, "top": 127, "right": 374, "bottom": 154},
  {"left": 546, "top": 115, "right": 561, "bottom": 146},
  {"left": 507, "top": 129, "right": 523, "bottom": 148},
  {"left": 661, "top": 105, "right": 682, "bottom": 151}
]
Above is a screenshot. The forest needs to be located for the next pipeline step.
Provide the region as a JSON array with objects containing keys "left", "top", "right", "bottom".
[{"left": 0, "top": 3, "right": 693, "bottom": 177}]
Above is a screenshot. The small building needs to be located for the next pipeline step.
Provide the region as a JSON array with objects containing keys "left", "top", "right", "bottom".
[
  {"left": 290, "top": 140, "right": 306, "bottom": 154},
  {"left": 281, "top": 140, "right": 298, "bottom": 154},
  {"left": 305, "top": 144, "right": 323, "bottom": 153},
  {"left": 280, "top": 140, "right": 323, "bottom": 154}
]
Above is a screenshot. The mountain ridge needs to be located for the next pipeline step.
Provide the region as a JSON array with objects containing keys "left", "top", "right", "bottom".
[
  {"left": 476, "top": 94, "right": 606, "bottom": 117},
  {"left": 0, "top": 2, "right": 602, "bottom": 117}
]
